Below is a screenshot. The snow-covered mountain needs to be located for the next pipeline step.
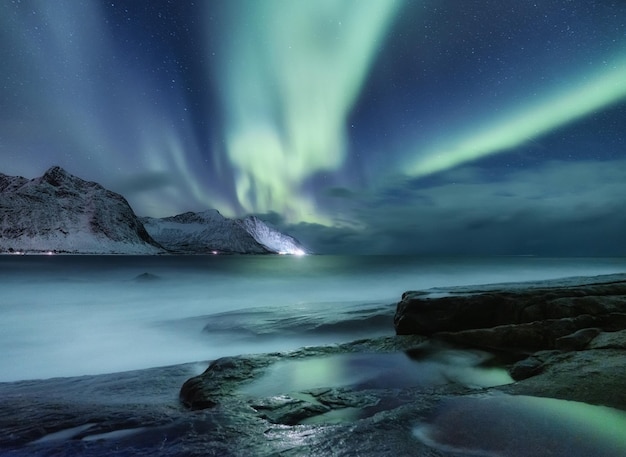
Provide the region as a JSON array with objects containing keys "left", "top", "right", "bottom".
[
  {"left": 236, "top": 215, "right": 306, "bottom": 255},
  {"left": 142, "top": 210, "right": 307, "bottom": 255},
  {"left": 0, "top": 166, "right": 164, "bottom": 254},
  {"left": 0, "top": 166, "right": 308, "bottom": 255}
]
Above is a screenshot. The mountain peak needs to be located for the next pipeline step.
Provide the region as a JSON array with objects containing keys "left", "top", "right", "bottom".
[
  {"left": 0, "top": 168, "right": 163, "bottom": 254},
  {"left": 42, "top": 166, "right": 72, "bottom": 186},
  {"left": 45, "top": 165, "right": 68, "bottom": 174},
  {"left": 196, "top": 209, "right": 224, "bottom": 220},
  {"left": 1, "top": 167, "right": 308, "bottom": 255}
]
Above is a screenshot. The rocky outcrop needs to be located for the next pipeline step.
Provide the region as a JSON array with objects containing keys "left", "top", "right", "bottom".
[
  {"left": 505, "top": 342, "right": 626, "bottom": 410},
  {"left": 180, "top": 354, "right": 275, "bottom": 410},
  {"left": 392, "top": 275, "right": 626, "bottom": 412},
  {"left": 178, "top": 274, "right": 626, "bottom": 454},
  {"left": 177, "top": 323, "right": 626, "bottom": 456},
  {"left": 394, "top": 278, "right": 626, "bottom": 352},
  {"left": 179, "top": 336, "right": 460, "bottom": 423}
]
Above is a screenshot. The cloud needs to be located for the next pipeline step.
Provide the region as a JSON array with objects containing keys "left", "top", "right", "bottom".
[
  {"left": 286, "top": 159, "right": 626, "bottom": 255},
  {"left": 112, "top": 172, "right": 174, "bottom": 195},
  {"left": 325, "top": 187, "right": 357, "bottom": 199}
]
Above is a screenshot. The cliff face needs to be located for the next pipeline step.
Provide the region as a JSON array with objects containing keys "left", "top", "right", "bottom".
[
  {"left": 0, "top": 166, "right": 164, "bottom": 254},
  {"left": 235, "top": 215, "right": 306, "bottom": 255}
]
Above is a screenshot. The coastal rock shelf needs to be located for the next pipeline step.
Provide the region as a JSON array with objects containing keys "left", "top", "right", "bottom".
[
  {"left": 393, "top": 275, "right": 626, "bottom": 411},
  {"left": 179, "top": 336, "right": 500, "bottom": 418},
  {"left": 395, "top": 277, "right": 626, "bottom": 341},
  {"left": 177, "top": 274, "right": 626, "bottom": 455},
  {"left": 2, "top": 274, "right": 626, "bottom": 456}
]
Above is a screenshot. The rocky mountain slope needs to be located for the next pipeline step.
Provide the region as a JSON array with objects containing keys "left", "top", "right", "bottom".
[
  {"left": 141, "top": 210, "right": 307, "bottom": 255},
  {"left": 0, "top": 166, "right": 307, "bottom": 255},
  {"left": 0, "top": 166, "right": 164, "bottom": 254}
]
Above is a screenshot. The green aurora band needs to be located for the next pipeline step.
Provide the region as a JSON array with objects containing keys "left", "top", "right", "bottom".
[
  {"left": 213, "top": 0, "right": 401, "bottom": 224},
  {"left": 407, "top": 53, "right": 626, "bottom": 178}
]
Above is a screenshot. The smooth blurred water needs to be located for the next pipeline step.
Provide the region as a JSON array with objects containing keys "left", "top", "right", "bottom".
[
  {"left": 242, "top": 350, "right": 513, "bottom": 398},
  {"left": 1, "top": 255, "right": 626, "bottom": 382},
  {"left": 414, "top": 394, "right": 626, "bottom": 456}
]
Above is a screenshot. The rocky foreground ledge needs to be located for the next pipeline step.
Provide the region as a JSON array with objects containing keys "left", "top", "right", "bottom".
[
  {"left": 394, "top": 275, "right": 626, "bottom": 410},
  {"left": 3, "top": 274, "right": 626, "bottom": 456},
  {"left": 180, "top": 274, "right": 626, "bottom": 455}
]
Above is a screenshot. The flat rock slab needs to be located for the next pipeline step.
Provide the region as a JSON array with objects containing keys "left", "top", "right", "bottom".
[
  {"left": 394, "top": 275, "right": 626, "bottom": 357},
  {"left": 395, "top": 277, "right": 626, "bottom": 336},
  {"left": 503, "top": 346, "right": 626, "bottom": 410}
]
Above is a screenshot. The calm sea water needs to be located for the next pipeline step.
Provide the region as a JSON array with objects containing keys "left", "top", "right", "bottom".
[{"left": 1, "top": 255, "right": 625, "bottom": 382}]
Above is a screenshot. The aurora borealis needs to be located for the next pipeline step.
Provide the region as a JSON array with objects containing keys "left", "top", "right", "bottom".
[
  {"left": 1, "top": 0, "right": 625, "bottom": 255},
  {"left": 214, "top": 1, "right": 401, "bottom": 224}
]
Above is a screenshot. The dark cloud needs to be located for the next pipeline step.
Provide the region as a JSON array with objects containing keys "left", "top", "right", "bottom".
[
  {"left": 325, "top": 187, "right": 356, "bottom": 199},
  {"left": 284, "top": 159, "right": 626, "bottom": 256},
  {"left": 112, "top": 172, "right": 174, "bottom": 196}
]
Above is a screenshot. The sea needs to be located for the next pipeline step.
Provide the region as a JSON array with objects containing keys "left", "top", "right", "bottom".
[{"left": 2, "top": 254, "right": 626, "bottom": 383}]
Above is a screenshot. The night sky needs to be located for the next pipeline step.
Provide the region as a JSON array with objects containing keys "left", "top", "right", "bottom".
[{"left": 1, "top": 0, "right": 625, "bottom": 255}]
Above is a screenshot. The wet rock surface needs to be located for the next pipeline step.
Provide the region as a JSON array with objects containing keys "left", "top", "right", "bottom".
[
  {"left": 2, "top": 274, "right": 626, "bottom": 456},
  {"left": 503, "top": 345, "right": 626, "bottom": 410},
  {"left": 395, "top": 277, "right": 626, "bottom": 337},
  {"left": 393, "top": 276, "right": 626, "bottom": 414}
]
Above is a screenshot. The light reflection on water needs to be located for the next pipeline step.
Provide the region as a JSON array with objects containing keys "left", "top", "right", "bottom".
[
  {"left": 414, "top": 394, "right": 626, "bottom": 457},
  {"left": 241, "top": 349, "right": 513, "bottom": 397}
]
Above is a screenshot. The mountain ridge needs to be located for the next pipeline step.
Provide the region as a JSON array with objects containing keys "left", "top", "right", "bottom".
[
  {"left": 0, "top": 166, "right": 164, "bottom": 254},
  {"left": 0, "top": 167, "right": 307, "bottom": 255},
  {"left": 142, "top": 210, "right": 307, "bottom": 255}
]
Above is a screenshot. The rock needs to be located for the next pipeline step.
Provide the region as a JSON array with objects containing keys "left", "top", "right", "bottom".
[
  {"left": 180, "top": 355, "right": 276, "bottom": 410},
  {"left": 436, "top": 316, "right": 602, "bottom": 351},
  {"left": 395, "top": 279, "right": 626, "bottom": 356},
  {"left": 503, "top": 347, "right": 626, "bottom": 410},
  {"left": 589, "top": 328, "right": 626, "bottom": 350},
  {"left": 393, "top": 277, "right": 626, "bottom": 410},
  {"left": 555, "top": 327, "right": 601, "bottom": 351},
  {"left": 179, "top": 336, "right": 427, "bottom": 413},
  {"left": 395, "top": 280, "right": 626, "bottom": 336},
  {"left": 176, "top": 276, "right": 626, "bottom": 457},
  {"left": 133, "top": 272, "right": 161, "bottom": 282},
  {"left": 394, "top": 277, "right": 626, "bottom": 409},
  {"left": 249, "top": 395, "right": 330, "bottom": 425},
  {"left": 176, "top": 330, "right": 626, "bottom": 456},
  {"left": 509, "top": 350, "right": 559, "bottom": 381},
  {"left": 509, "top": 356, "right": 544, "bottom": 380}
]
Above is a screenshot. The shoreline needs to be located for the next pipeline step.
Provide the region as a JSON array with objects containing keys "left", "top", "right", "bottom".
[{"left": 2, "top": 272, "right": 626, "bottom": 455}]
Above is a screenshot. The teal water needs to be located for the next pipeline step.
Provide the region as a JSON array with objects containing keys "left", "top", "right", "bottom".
[
  {"left": 1, "top": 255, "right": 625, "bottom": 381},
  {"left": 414, "top": 394, "right": 626, "bottom": 456}
]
